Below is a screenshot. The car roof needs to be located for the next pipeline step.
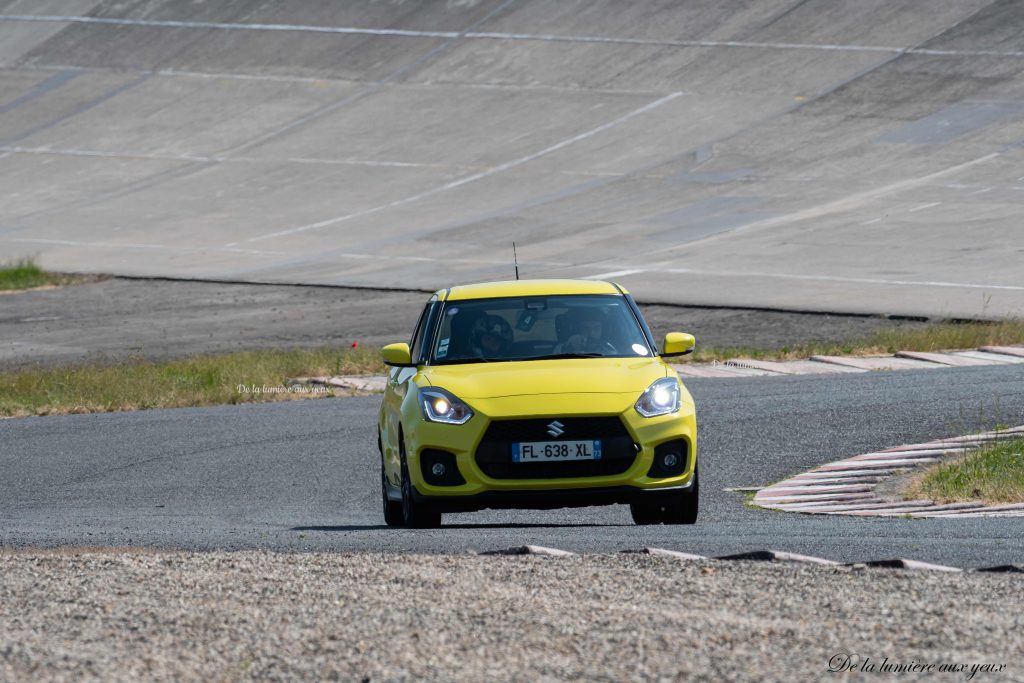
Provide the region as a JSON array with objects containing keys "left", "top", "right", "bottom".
[{"left": 440, "top": 279, "right": 627, "bottom": 301}]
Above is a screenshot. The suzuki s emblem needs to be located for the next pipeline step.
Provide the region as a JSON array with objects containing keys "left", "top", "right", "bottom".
[{"left": 546, "top": 420, "right": 565, "bottom": 438}]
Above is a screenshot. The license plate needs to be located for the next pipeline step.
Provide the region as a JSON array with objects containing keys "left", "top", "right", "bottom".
[{"left": 511, "top": 440, "right": 602, "bottom": 462}]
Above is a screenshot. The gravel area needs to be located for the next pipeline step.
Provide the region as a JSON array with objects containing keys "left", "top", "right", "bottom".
[
  {"left": 1, "top": 550, "right": 1020, "bottom": 682},
  {"left": 0, "top": 278, "right": 928, "bottom": 370}
]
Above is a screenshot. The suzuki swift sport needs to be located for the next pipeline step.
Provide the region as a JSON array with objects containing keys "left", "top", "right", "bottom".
[{"left": 377, "top": 279, "right": 698, "bottom": 528}]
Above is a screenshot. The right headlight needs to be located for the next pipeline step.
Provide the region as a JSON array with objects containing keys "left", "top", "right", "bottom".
[
  {"left": 634, "top": 377, "right": 681, "bottom": 418},
  {"left": 420, "top": 387, "right": 474, "bottom": 425}
]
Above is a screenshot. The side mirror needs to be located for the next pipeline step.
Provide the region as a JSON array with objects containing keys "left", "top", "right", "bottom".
[
  {"left": 661, "top": 332, "right": 695, "bottom": 357},
  {"left": 381, "top": 342, "right": 414, "bottom": 367}
]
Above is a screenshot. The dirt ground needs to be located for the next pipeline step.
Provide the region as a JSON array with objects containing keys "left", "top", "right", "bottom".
[
  {"left": 0, "top": 278, "right": 929, "bottom": 370},
  {"left": 1, "top": 551, "right": 1020, "bottom": 683}
]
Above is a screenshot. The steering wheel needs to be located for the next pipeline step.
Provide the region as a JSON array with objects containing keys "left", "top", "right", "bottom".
[{"left": 565, "top": 335, "right": 617, "bottom": 355}]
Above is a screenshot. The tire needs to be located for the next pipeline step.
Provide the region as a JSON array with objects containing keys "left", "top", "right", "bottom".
[
  {"left": 630, "top": 462, "right": 699, "bottom": 526},
  {"left": 663, "top": 462, "right": 699, "bottom": 525},
  {"left": 629, "top": 502, "right": 663, "bottom": 525},
  {"left": 400, "top": 442, "right": 441, "bottom": 529},
  {"left": 382, "top": 463, "right": 404, "bottom": 527}
]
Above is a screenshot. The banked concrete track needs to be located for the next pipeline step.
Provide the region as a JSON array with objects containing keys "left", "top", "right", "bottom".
[{"left": 1, "top": 0, "right": 1023, "bottom": 318}]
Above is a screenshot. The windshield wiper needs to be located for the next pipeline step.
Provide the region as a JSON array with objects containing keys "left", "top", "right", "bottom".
[
  {"left": 435, "top": 356, "right": 498, "bottom": 365},
  {"left": 520, "top": 352, "right": 605, "bottom": 360},
  {"left": 436, "top": 352, "right": 608, "bottom": 364}
]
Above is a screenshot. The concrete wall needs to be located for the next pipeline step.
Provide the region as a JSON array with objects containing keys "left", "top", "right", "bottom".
[{"left": 1, "top": 0, "right": 1022, "bottom": 317}]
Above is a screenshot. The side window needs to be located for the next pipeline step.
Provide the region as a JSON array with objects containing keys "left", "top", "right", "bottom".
[
  {"left": 408, "top": 304, "right": 429, "bottom": 351},
  {"left": 410, "top": 303, "right": 440, "bottom": 364}
]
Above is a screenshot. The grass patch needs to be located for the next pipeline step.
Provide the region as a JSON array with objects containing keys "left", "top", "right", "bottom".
[
  {"left": 0, "top": 258, "right": 54, "bottom": 290},
  {"left": 0, "top": 257, "right": 100, "bottom": 292},
  {"left": 689, "top": 319, "right": 1024, "bottom": 363},
  {"left": 0, "top": 347, "right": 385, "bottom": 418},
  {"left": 905, "top": 437, "right": 1024, "bottom": 505}
]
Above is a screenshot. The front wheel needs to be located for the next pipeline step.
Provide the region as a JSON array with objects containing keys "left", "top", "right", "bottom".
[
  {"left": 629, "top": 463, "right": 699, "bottom": 526},
  {"left": 663, "top": 463, "right": 699, "bottom": 525},
  {"left": 382, "top": 463, "right": 403, "bottom": 527},
  {"left": 629, "top": 501, "right": 663, "bottom": 525},
  {"left": 400, "top": 443, "right": 441, "bottom": 529}
]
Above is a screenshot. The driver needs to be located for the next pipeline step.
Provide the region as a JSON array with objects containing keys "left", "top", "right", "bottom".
[
  {"left": 561, "top": 308, "right": 615, "bottom": 354},
  {"left": 470, "top": 314, "right": 513, "bottom": 358}
]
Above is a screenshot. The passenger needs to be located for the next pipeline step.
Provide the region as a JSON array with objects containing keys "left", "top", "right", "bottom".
[{"left": 470, "top": 314, "right": 513, "bottom": 358}]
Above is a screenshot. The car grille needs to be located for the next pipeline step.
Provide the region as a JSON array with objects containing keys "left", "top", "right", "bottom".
[{"left": 475, "top": 416, "right": 636, "bottom": 480}]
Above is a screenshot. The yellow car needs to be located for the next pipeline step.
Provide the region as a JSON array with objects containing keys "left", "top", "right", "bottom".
[{"left": 378, "top": 279, "right": 698, "bottom": 528}]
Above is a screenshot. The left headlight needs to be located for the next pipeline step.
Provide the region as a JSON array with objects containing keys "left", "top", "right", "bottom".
[
  {"left": 635, "top": 377, "right": 681, "bottom": 418},
  {"left": 420, "top": 387, "right": 474, "bottom": 425}
]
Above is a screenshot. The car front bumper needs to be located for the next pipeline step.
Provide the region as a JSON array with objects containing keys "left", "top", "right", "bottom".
[
  {"left": 402, "top": 392, "right": 697, "bottom": 507},
  {"left": 410, "top": 481, "right": 696, "bottom": 512}
]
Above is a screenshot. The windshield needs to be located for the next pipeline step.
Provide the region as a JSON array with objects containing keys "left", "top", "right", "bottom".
[{"left": 430, "top": 294, "right": 653, "bottom": 364}]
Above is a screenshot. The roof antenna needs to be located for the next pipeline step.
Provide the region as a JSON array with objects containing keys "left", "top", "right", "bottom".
[{"left": 513, "top": 242, "right": 520, "bottom": 280}]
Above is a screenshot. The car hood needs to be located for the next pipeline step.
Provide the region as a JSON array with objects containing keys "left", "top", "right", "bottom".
[{"left": 421, "top": 357, "right": 669, "bottom": 399}]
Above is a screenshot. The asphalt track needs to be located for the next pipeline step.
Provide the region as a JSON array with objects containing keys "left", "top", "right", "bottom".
[
  {"left": 4, "top": 364, "right": 1023, "bottom": 568},
  {"left": 2, "top": 1, "right": 1024, "bottom": 318}
]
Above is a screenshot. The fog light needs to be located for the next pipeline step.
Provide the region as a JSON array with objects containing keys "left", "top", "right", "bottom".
[
  {"left": 431, "top": 462, "right": 446, "bottom": 477},
  {"left": 648, "top": 440, "right": 687, "bottom": 478}
]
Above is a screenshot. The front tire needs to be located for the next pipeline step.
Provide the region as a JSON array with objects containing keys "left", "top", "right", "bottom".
[
  {"left": 400, "top": 442, "right": 441, "bottom": 529},
  {"left": 382, "top": 464, "right": 403, "bottom": 527},
  {"left": 663, "top": 462, "right": 699, "bottom": 525},
  {"left": 629, "top": 501, "right": 663, "bottom": 525},
  {"left": 630, "top": 463, "right": 699, "bottom": 526}
]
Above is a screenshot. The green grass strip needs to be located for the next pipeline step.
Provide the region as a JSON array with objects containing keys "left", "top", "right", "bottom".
[
  {"left": 0, "top": 258, "right": 59, "bottom": 291},
  {"left": 0, "top": 347, "right": 386, "bottom": 417},
  {"left": 690, "top": 319, "right": 1024, "bottom": 363},
  {"left": 3, "top": 310, "right": 1024, "bottom": 417},
  {"left": 907, "top": 437, "right": 1024, "bottom": 505}
]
